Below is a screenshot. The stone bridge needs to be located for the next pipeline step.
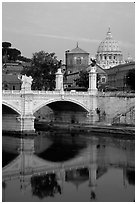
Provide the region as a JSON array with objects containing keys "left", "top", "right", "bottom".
[
  {"left": 2, "top": 67, "right": 135, "bottom": 132},
  {"left": 2, "top": 90, "right": 99, "bottom": 131}
]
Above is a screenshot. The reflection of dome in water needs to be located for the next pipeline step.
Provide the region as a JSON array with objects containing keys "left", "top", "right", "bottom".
[{"left": 96, "top": 27, "right": 124, "bottom": 69}]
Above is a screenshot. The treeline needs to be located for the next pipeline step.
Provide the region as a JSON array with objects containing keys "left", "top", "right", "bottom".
[
  {"left": 2, "top": 41, "right": 62, "bottom": 91},
  {"left": 2, "top": 41, "right": 31, "bottom": 63}
]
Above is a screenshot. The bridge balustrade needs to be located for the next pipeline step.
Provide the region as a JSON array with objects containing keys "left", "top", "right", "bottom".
[
  {"left": 31, "top": 90, "right": 91, "bottom": 96},
  {"left": 97, "top": 91, "right": 135, "bottom": 98},
  {"left": 3, "top": 90, "right": 134, "bottom": 98},
  {"left": 2, "top": 90, "right": 21, "bottom": 94}
]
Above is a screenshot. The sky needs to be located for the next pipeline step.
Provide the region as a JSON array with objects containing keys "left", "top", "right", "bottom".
[{"left": 2, "top": 1, "right": 135, "bottom": 62}]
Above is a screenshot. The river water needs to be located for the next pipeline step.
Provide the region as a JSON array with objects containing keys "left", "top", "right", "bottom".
[{"left": 2, "top": 130, "right": 135, "bottom": 202}]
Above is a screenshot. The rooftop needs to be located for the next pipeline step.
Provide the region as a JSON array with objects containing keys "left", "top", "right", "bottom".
[
  {"left": 68, "top": 42, "right": 89, "bottom": 54},
  {"left": 97, "top": 27, "right": 122, "bottom": 53}
]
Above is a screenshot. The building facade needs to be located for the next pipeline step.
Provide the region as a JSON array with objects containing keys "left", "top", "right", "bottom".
[
  {"left": 105, "top": 62, "right": 135, "bottom": 91},
  {"left": 2, "top": 74, "right": 21, "bottom": 90},
  {"left": 2, "top": 62, "right": 31, "bottom": 90},
  {"left": 2, "top": 62, "right": 24, "bottom": 75},
  {"left": 65, "top": 43, "right": 89, "bottom": 73},
  {"left": 64, "top": 63, "right": 107, "bottom": 90}
]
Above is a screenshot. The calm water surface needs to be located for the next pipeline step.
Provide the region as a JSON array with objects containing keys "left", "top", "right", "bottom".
[{"left": 2, "top": 131, "right": 135, "bottom": 202}]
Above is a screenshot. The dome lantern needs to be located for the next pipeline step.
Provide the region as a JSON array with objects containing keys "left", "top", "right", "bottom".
[{"left": 106, "top": 27, "right": 113, "bottom": 40}]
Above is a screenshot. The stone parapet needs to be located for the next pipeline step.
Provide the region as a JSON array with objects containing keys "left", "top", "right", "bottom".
[{"left": 97, "top": 91, "right": 135, "bottom": 98}]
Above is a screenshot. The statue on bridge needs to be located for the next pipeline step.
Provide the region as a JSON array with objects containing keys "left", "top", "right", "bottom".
[
  {"left": 18, "top": 74, "right": 33, "bottom": 92},
  {"left": 88, "top": 58, "right": 97, "bottom": 94},
  {"left": 90, "top": 58, "right": 96, "bottom": 67}
]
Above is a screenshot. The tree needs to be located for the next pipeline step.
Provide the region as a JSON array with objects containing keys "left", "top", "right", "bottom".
[
  {"left": 21, "top": 51, "right": 60, "bottom": 91},
  {"left": 2, "top": 41, "right": 21, "bottom": 62},
  {"left": 75, "top": 71, "right": 89, "bottom": 88},
  {"left": 8, "top": 48, "right": 21, "bottom": 61},
  {"left": 126, "top": 69, "right": 135, "bottom": 91},
  {"left": 2, "top": 41, "right": 11, "bottom": 49},
  {"left": 17, "top": 55, "right": 31, "bottom": 62},
  {"left": 2, "top": 42, "right": 12, "bottom": 63},
  {"left": 75, "top": 70, "right": 100, "bottom": 89}
]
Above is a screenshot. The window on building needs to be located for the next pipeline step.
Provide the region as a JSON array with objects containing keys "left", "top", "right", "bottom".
[
  {"left": 4, "top": 84, "right": 8, "bottom": 90},
  {"left": 68, "top": 59, "right": 72, "bottom": 65},
  {"left": 76, "top": 57, "right": 82, "bottom": 65},
  {"left": 101, "top": 77, "right": 106, "bottom": 83},
  {"left": 13, "top": 86, "right": 15, "bottom": 90}
]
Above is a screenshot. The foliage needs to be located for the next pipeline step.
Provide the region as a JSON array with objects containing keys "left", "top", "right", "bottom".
[
  {"left": 75, "top": 71, "right": 89, "bottom": 88},
  {"left": 75, "top": 70, "right": 100, "bottom": 88},
  {"left": 2, "top": 42, "right": 11, "bottom": 49},
  {"left": 21, "top": 51, "right": 60, "bottom": 90},
  {"left": 2, "top": 41, "right": 31, "bottom": 63},
  {"left": 17, "top": 55, "right": 31, "bottom": 62},
  {"left": 8, "top": 48, "right": 21, "bottom": 61},
  {"left": 31, "top": 173, "right": 61, "bottom": 199},
  {"left": 2, "top": 41, "right": 21, "bottom": 62},
  {"left": 2, "top": 42, "right": 11, "bottom": 63},
  {"left": 126, "top": 69, "right": 135, "bottom": 90}
]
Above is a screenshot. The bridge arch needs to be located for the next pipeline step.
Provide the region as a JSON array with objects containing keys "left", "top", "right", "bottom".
[
  {"left": 33, "top": 98, "right": 90, "bottom": 114},
  {"left": 2, "top": 101, "right": 21, "bottom": 115}
]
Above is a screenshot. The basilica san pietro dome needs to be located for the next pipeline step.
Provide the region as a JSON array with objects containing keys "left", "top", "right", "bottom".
[{"left": 96, "top": 28, "right": 124, "bottom": 69}]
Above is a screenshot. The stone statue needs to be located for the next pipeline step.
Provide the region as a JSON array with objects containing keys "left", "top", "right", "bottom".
[
  {"left": 90, "top": 58, "right": 96, "bottom": 67},
  {"left": 19, "top": 74, "right": 33, "bottom": 92},
  {"left": 88, "top": 58, "right": 97, "bottom": 73}
]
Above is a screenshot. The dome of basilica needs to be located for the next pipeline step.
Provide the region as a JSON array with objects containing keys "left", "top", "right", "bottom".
[
  {"left": 96, "top": 28, "right": 124, "bottom": 69},
  {"left": 97, "top": 27, "right": 121, "bottom": 53}
]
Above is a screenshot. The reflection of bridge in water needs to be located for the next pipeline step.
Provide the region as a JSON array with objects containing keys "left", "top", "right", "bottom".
[{"left": 3, "top": 136, "right": 134, "bottom": 189}]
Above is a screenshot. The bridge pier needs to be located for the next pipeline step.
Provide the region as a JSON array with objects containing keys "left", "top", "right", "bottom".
[
  {"left": 55, "top": 68, "right": 64, "bottom": 92},
  {"left": 86, "top": 94, "right": 98, "bottom": 124},
  {"left": 17, "top": 115, "right": 35, "bottom": 133},
  {"left": 19, "top": 75, "right": 36, "bottom": 133},
  {"left": 88, "top": 65, "right": 97, "bottom": 95}
]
